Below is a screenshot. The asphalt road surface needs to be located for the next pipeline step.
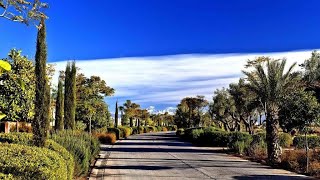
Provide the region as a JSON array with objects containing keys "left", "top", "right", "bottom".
[{"left": 90, "top": 131, "right": 312, "bottom": 180}]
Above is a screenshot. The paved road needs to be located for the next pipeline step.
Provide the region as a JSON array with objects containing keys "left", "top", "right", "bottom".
[{"left": 90, "top": 132, "right": 311, "bottom": 180}]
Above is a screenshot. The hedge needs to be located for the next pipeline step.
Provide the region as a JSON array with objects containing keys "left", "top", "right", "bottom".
[
  {"left": 0, "top": 133, "right": 74, "bottom": 180},
  {"left": 293, "top": 135, "right": 320, "bottom": 149},
  {"left": 107, "top": 128, "right": 122, "bottom": 139},
  {"left": 51, "top": 130, "right": 100, "bottom": 177},
  {"left": 0, "top": 143, "right": 68, "bottom": 180},
  {"left": 94, "top": 132, "right": 116, "bottom": 145},
  {"left": 0, "top": 173, "right": 14, "bottom": 180},
  {"left": 176, "top": 128, "right": 184, "bottom": 136},
  {"left": 118, "top": 126, "right": 132, "bottom": 138}
]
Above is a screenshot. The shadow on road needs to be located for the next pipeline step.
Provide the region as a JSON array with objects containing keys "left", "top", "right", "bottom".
[
  {"left": 96, "top": 165, "right": 172, "bottom": 170},
  {"left": 233, "top": 175, "right": 312, "bottom": 180}
]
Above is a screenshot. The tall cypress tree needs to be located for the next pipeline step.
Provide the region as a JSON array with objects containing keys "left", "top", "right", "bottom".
[
  {"left": 33, "top": 18, "right": 50, "bottom": 147},
  {"left": 115, "top": 101, "right": 118, "bottom": 128},
  {"left": 64, "top": 61, "right": 76, "bottom": 129},
  {"left": 55, "top": 79, "right": 64, "bottom": 131}
]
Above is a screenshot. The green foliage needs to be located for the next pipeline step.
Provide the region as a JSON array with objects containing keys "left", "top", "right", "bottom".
[
  {"left": 55, "top": 79, "right": 64, "bottom": 130},
  {"left": 166, "top": 125, "right": 177, "bottom": 131},
  {"left": 293, "top": 135, "right": 320, "bottom": 149},
  {"left": 45, "top": 140, "right": 74, "bottom": 180},
  {"left": 138, "top": 126, "right": 144, "bottom": 134},
  {"left": 156, "top": 126, "right": 162, "bottom": 132},
  {"left": 0, "top": 132, "right": 33, "bottom": 145},
  {"left": 279, "top": 133, "right": 293, "bottom": 148},
  {"left": 234, "top": 141, "right": 246, "bottom": 154},
  {"left": 184, "top": 127, "right": 230, "bottom": 147},
  {"left": 191, "top": 129, "right": 204, "bottom": 141},
  {"left": 33, "top": 19, "right": 50, "bottom": 147},
  {"left": 174, "top": 96, "right": 208, "bottom": 128},
  {"left": 107, "top": 128, "right": 122, "bottom": 139},
  {"left": 0, "top": 143, "right": 68, "bottom": 180},
  {"left": 0, "top": 49, "right": 35, "bottom": 123},
  {"left": 118, "top": 126, "right": 131, "bottom": 138},
  {"left": 75, "top": 74, "right": 114, "bottom": 131},
  {"left": 0, "top": 133, "right": 74, "bottom": 179},
  {"left": 64, "top": 62, "right": 76, "bottom": 130},
  {"left": 228, "top": 132, "right": 252, "bottom": 151},
  {"left": 50, "top": 130, "right": 100, "bottom": 177},
  {"left": 176, "top": 128, "right": 184, "bottom": 136},
  {"left": 0, "top": 173, "right": 14, "bottom": 180}
]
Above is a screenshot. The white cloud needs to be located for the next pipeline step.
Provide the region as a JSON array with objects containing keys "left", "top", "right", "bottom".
[{"left": 51, "top": 50, "right": 316, "bottom": 109}]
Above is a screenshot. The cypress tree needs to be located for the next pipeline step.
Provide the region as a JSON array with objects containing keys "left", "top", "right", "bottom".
[
  {"left": 55, "top": 79, "right": 64, "bottom": 131},
  {"left": 64, "top": 61, "right": 76, "bottom": 129},
  {"left": 115, "top": 101, "right": 118, "bottom": 128},
  {"left": 33, "top": 18, "right": 50, "bottom": 147}
]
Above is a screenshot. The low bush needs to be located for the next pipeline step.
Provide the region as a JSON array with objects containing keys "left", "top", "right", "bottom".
[
  {"left": 131, "top": 127, "right": 139, "bottom": 135},
  {"left": 191, "top": 129, "right": 204, "bottom": 142},
  {"left": 156, "top": 126, "right": 162, "bottom": 132},
  {"left": 167, "top": 125, "right": 177, "bottom": 131},
  {"left": 0, "top": 143, "right": 68, "bottom": 180},
  {"left": 107, "top": 128, "right": 122, "bottom": 139},
  {"left": 162, "top": 127, "right": 168, "bottom": 132},
  {"left": 228, "top": 132, "right": 252, "bottom": 151},
  {"left": 0, "top": 132, "right": 33, "bottom": 145},
  {"left": 293, "top": 135, "right": 320, "bottom": 149},
  {"left": 176, "top": 128, "right": 184, "bottom": 136},
  {"left": 138, "top": 126, "right": 144, "bottom": 134},
  {"left": 0, "top": 173, "right": 14, "bottom": 180},
  {"left": 118, "top": 126, "right": 131, "bottom": 138},
  {"left": 94, "top": 132, "right": 116, "bottom": 145},
  {"left": 246, "top": 132, "right": 267, "bottom": 160},
  {"left": 281, "top": 149, "right": 307, "bottom": 174},
  {"left": 279, "top": 133, "right": 293, "bottom": 148},
  {"left": 51, "top": 130, "right": 100, "bottom": 177}
]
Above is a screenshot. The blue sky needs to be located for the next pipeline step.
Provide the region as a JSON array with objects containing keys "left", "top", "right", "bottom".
[{"left": 1, "top": 1, "right": 320, "bottom": 111}]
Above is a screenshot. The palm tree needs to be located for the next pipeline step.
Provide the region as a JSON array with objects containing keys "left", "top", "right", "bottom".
[{"left": 243, "top": 58, "right": 298, "bottom": 164}]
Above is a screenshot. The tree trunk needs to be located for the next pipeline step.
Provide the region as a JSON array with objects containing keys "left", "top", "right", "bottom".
[
  {"left": 130, "top": 117, "right": 133, "bottom": 127},
  {"left": 266, "top": 111, "right": 282, "bottom": 164}
]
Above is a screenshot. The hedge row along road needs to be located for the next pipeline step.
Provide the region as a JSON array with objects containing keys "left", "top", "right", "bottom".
[{"left": 90, "top": 132, "right": 312, "bottom": 180}]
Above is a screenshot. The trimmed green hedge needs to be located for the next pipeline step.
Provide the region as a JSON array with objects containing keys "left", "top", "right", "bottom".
[
  {"left": 0, "top": 173, "right": 14, "bottom": 180},
  {"left": 118, "top": 126, "right": 132, "bottom": 138},
  {"left": 293, "top": 135, "right": 320, "bottom": 149},
  {"left": 0, "top": 133, "right": 74, "bottom": 179},
  {"left": 107, "top": 128, "right": 122, "bottom": 139},
  {"left": 51, "top": 130, "right": 100, "bottom": 177},
  {"left": 0, "top": 143, "right": 68, "bottom": 180},
  {"left": 0, "top": 132, "right": 33, "bottom": 145}
]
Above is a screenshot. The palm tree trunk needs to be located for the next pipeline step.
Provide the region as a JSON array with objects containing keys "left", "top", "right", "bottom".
[
  {"left": 266, "top": 111, "right": 282, "bottom": 164},
  {"left": 130, "top": 117, "right": 133, "bottom": 127}
]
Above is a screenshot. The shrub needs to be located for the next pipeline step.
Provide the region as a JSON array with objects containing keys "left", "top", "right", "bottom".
[
  {"left": 9, "top": 122, "right": 32, "bottom": 133},
  {"left": 167, "top": 125, "right": 177, "bottom": 131},
  {"left": 0, "top": 173, "right": 14, "bottom": 180},
  {"left": 0, "top": 132, "right": 33, "bottom": 145},
  {"left": 246, "top": 132, "right": 267, "bottom": 160},
  {"left": 191, "top": 129, "right": 204, "bottom": 142},
  {"left": 51, "top": 130, "right": 100, "bottom": 177},
  {"left": 176, "top": 128, "right": 184, "bottom": 136},
  {"left": 281, "top": 149, "right": 307, "bottom": 173},
  {"left": 118, "top": 126, "right": 131, "bottom": 138},
  {"left": 0, "top": 133, "right": 74, "bottom": 179},
  {"left": 94, "top": 132, "right": 116, "bottom": 145},
  {"left": 138, "top": 126, "right": 144, "bottom": 134},
  {"left": 107, "top": 128, "right": 122, "bottom": 139},
  {"left": 279, "top": 133, "right": 293, "bottom": 148},
  {"left": 293, "top": 135, "right": 320, "bottom": 149},
  {"left": 234, "top": 141, "right": 246, "bottom": 154},
  {"left": 0, "top": 143, "right": 68, "bottom": 180},
  {"left": 162, "top": 127, "right": 168, "bottom": 132},
  {"left": 131, "top": 127, "right": 139, "bottom": 135},
  {"left": 228, "top": 132, "right": 252, "bottom": 151},
  {"left": 45, "top": 140, "right": 74, "bottom": 180},
  {"left": 156, "top": 126, "right": 162, "bottom": 132}
]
